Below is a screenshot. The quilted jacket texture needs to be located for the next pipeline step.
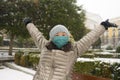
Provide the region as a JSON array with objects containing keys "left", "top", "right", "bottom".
[{"left": 26, "top": 23, "right": 106, "bottom": 80}]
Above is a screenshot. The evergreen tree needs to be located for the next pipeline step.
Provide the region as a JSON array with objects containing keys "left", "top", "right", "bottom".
[
  {"left": 0, "top": 0, "right": 86, "bottom": 55},
  {"left": 0, "top": 0, "right": 30, "bottom": 55},
  {"left": 29, "top": 0, "right": 86, "bottom": 40}
]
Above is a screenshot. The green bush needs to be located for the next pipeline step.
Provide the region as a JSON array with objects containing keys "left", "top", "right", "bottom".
[
  {"left": 118, "top": 55, "right": 120, "bottom": 58},
  {"left": 92, "top": 38, "right": 101, "bottom": 49},
  {"left": 20, "top": 54, "right": 30, "bottom": 67},
  {"left": 0, "top": 36, "right": 3, "bottom": 46},
  {"left": 116, "top": 46, "right": 120, "bottom": 53},
  {"left": 14, "top": 50, "right": 119, "bottom": 79},
  {"left": 29, "top": 53, "right": 40, "bottom": 70},
  {"left": 110, "top": 63, "right": 120, "bottom": 80},
  {"left": 14, "top": 51, "right": 24, "bottom": 65},
  {"left": 106, "top": 46, "right": 113, "bottom": 50},
  {"left": 94, "top": 54, "right": 113, "bottom": 58},
  {"left": 73, "top": 61, "right": 95, "bottom": 75},
  {"left": 73, "top": 61, "right": 114, "bottom": 79},
  {"left": 94, "top": 49, "right": 103, "bottom": 52},
  {"left": 80, "top": 54, "right": 94, "bottom": 58},
  {"left": 91, "top": 62, "right": 112, "bottom": 78},
  {"left": 85, "top": 50, "right": 93, "bottom": 53},
  {"left": 29, "top": 52, "right": 40, "bottom": 54},
  {"left": 14, "top": 51, "right": 40, "bottom": 69}
]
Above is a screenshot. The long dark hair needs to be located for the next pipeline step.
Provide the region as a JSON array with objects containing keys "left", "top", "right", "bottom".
[{"left": 46, "top": 41, "right": 73, "bottom": 52}]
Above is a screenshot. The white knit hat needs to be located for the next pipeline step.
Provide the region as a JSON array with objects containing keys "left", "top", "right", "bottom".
[{"left": 49, "top": 24, "right": 70, "bottom": 40}]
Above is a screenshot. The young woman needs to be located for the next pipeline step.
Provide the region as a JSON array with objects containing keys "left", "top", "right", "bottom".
[{"left": 24, "top": 19, "right": 117, "bottom": 80}]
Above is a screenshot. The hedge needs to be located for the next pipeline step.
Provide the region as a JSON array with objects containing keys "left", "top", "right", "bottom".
[
  {"left": 116, "top": 46, "right": 120, "bottom": 53},
  {"left": 14, "top": 51, "right": 120, "bottom": 79},
  {"left": 14, "top": 51, "right": 24, "bottom": 65},
  {"left": 0, "top": 36, "right": 3, "bottom": 46},
  {"left": 14, "top": 51, "right": 40, "bottom": 69},
  {"left": 73, "top": 61, "right": 95, "bottom": 75}
]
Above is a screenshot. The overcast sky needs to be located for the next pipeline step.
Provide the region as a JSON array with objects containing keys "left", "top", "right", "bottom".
[{"left": 77, "top": 0, "right": 120, "bottom": 20}]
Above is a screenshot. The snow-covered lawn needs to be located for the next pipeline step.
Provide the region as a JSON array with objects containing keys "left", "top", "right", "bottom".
[
  {"left": 77, "top": 58, "right": 120, "bottom": 64},
  {"left": 0, "top": 58, "right": 120, "bottom": 80},
  {"left": 0, "top": 49, "right": 120, "bottom": 80},
  {"left": 0, "top": 67, "right": 33, "bottom": 80},
  {"left": 4, "top": 62, "right": 36, "bottom": 75},
  {"left": 95, "top": 51, "right": 113, "bottom": 54}
]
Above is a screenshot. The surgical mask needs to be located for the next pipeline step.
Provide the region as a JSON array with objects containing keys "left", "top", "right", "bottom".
[{"left": 52, "top": 36, "right": 69, "bottom": 49}]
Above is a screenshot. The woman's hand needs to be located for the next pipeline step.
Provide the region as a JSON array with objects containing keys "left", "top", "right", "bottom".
[
  {"left": 101, "top": 19, "right": 118, "bottom": 30},
  {"left": 23, "top": 18, "right": 32, "bottom": 26}
]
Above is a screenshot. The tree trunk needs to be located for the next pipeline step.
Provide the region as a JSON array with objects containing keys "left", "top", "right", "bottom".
[{"left": 9, "top": 34, "right": 14, "bottom": 55}]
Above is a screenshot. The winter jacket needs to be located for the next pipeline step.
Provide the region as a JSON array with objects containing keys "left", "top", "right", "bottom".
[{"left": 26, "top": 23, "right": 106, "bottom": 80}]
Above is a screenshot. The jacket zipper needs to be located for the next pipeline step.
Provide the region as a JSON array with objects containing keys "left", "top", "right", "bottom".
[{"left": 48, "top": 52, "right": 55, "bottom": 80}]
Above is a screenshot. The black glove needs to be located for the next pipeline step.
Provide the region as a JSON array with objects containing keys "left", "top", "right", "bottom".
[
  {"left": 101, "top": 19, "right": 118, "bottom": 30},
  {"left": 23, "top": 18, "right": 32, "bottom": 26}
]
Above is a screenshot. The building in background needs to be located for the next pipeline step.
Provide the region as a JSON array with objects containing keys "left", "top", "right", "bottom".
[
  {"left": 109, "top": 17, "right": 120, "bottom": 48},
  {"left": 85, "top": 12, "right": 102, "bottom": 30},
  {"left": 85, "top": 12, "right": 120, "bottom": 48}
]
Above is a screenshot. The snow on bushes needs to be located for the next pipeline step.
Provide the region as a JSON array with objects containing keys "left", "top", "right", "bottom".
[{"left": 14, "top": 51, "right": 40, "bottom": 69}]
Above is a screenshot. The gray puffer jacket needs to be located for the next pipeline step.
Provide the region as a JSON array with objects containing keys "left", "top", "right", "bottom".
[{"left": 26, "top": 23, "right": 105, "bottom": 80}]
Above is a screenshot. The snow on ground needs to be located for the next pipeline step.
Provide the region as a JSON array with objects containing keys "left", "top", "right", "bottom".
[
  {"left": 0, "top": 49, "right": 120, "bottom": 80},
  {"left": 77, "top": 58, "right": 95, "bottom": 62},
  {"left": 103, "top": 50, "right": 116, "bottom": 52},
  {"left": 0, "top": 52, "right": 9, "bottom": 57},
  {"left": 94, "top": 58, "right": 120, "bottom": 64},
  {"left": 0, "top": 67, "right": 33, "bottom": 80},
  {"left": 10, "top": 63, "right": 36, "bottom": 74},
  {"left": 77, "top": 58, "right": 120, "bottom": 64},
  {"left": 95, "top": 51, "right": 113, "bottom": 54},
  {"left": 4, "top": 62, "right": 36, "bottom": 75}
]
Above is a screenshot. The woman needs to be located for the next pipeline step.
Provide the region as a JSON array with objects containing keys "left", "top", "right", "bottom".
[{"left": 24, "top": 19, "right": 117, "bottom": 80}]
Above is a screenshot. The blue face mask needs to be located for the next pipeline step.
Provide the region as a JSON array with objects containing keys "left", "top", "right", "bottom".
[{"left": 52, "top": 36, "right": 69, "bottom": 49}]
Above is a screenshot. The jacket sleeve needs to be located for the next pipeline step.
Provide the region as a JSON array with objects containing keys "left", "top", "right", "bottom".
[
  {"left": 74, "top": 25, "right": 106, "bottom": 56},
  {"left": 26, "top": 23, "right": 48, "bottom": 51}
]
